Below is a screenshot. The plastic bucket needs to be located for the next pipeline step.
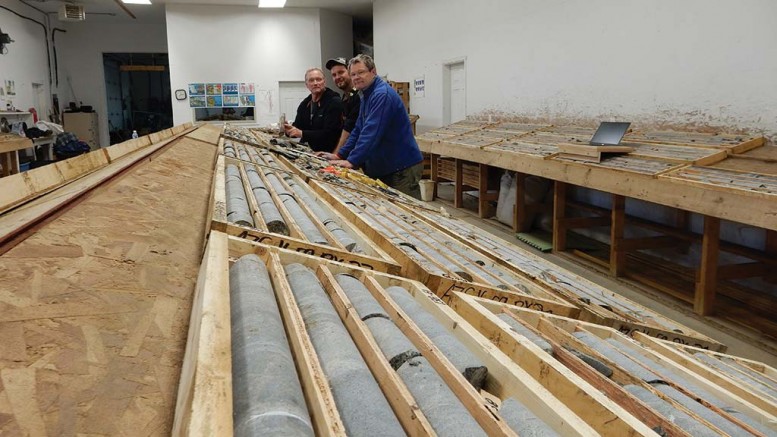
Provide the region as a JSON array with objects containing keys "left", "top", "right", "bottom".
[{"left": 419, "top": 179, "right": 435, "bottom": 201}]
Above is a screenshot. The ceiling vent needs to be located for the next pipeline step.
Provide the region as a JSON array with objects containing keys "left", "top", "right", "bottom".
[{"left": 58, "top": 4, "right": 86, "bottom": 21}]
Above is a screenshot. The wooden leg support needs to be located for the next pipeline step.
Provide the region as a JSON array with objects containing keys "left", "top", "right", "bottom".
[
  {"left": 478, "top": 163, "right": 489, "bottom": 218},
  {"left": 454, "top": 158, "right": 463, "bottom": 209},
  {"left": 694, "top": 216, "right": 720, "bottom": 316},
  {"left": 430, "top": 153, "right": 439, "bottom": 198},
  {"left": 610, "top": 195, "right": 626, "bottom": 277},
  {"left": 553, "top": 181, "right": 567, "bottom": 252},
  {"left": 513, "top": 173, "right": 526, "bottom": 233},
  {"left": 766, "top": 230, "right": 777, "bottom": 284}
]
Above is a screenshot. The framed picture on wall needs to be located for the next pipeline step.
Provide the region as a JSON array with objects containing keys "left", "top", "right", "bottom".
[
  {"left": 239, "top": 83, "right": 254, "bottom": 94},
  {"left": 223, "top": 95, "right": 239, "bottom": 106},
  {"left": 207, "top": 95, "right": 223, "bottom": 107},
  {"left": 206, "top": 83, "right": 222, "bottom": 95},
  {"left": 239, "top": 95, "right": 255, "bottom": 106},
  {"left": 223, "top": 83, "right": 239, "bottom": 95},
  {"left": 189, "top": 96, "right": 206, "bottom": 107},
  {"left": 189, "top": 83, "right": 205, "bottom": 95}
]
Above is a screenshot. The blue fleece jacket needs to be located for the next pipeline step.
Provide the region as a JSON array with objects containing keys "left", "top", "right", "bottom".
[{"left": 338, "top": 76, "right": 422, "bottom": 179}]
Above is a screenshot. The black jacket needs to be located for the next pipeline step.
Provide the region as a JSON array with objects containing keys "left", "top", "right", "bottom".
[
  {"left": 342, "top": 88, "right": 361, "bottom": 133},
  {"left": 292, "top": 87, "right": 343, "bottom": 152}
]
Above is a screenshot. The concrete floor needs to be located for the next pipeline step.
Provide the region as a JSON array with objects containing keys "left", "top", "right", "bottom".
[{"left": 431, "top": 182, "right": 777, "bottom": 368}]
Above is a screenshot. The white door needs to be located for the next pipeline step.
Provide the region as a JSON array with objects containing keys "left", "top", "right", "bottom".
[
  {"left": 279, "top": 81, "right": 308, "bottom": 125},
  {"left": 449, "top": 62, "right": 466, "bottom": 123}
]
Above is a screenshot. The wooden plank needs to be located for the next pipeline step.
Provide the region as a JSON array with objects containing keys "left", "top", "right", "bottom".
[
  {"left": 694, "top": 216, "right": 720, "bottom": 316},
  {"left": 315, "top": 266, "right": 438, "bottom": 437},
  {"left": 225, "top": 223, "right": 401, "bottom": 275},
  {"left": 553, "top": 181, "right": 567, "bottom": 251},
  {"left": 768, "top": 230, "right": 777, "bottom": 284},
  {"left": 450, "top": 293, "right": 658, "bottom": 436},
  {"left": 716, "top": 262, "right": 767, "bottom": 280},
  {"left": 171, "top": 231, "right": 233, "bottom": 437},
  {"left": 610, "top": 194, "right": 626, "bottom": 276},
  {"left": 454, "top": 158, "right": 464, "bottom": 208}
]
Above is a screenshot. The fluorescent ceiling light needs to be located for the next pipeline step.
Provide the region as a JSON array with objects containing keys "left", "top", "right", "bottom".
[
  {"left": 122, "top": 0, "right": 152, "bottom": 4},
  {"left": 258, "top": 0, "right": 286, "bottom": 7}
]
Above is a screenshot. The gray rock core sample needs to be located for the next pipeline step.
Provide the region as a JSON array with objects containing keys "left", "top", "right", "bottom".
[
  {"left": 386, "top": 285, "right": 488, "bottom": 390},
  {"left": 333, "top": 274, "right": 486, "bottom": 437},
  {"left": 284, "top": 264, "right": 404, "bottom": 437},
  {"left": 230, "top": 255, "right": 313, "bottom": 437},
  {"left": 225, "top": 164, "right": 254, "bottom": 227},
  {"left": 499, "top": 397, "right": 559, "bottom": 437},
  {"left": 244, "top": 166, "right": 289, "bottom": 235}
]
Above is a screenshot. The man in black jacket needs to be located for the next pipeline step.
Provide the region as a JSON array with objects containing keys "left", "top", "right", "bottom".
[
  {"left": 283, "top": 68, "right": 343, "bottom": 152},
  {"left": 326, "top": 57, "right": 361, "bottom": 153}
]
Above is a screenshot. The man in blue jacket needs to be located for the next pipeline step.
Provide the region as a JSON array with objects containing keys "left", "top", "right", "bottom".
[{"left": 318, "top": 54, "right": 423, "bottom": 199}]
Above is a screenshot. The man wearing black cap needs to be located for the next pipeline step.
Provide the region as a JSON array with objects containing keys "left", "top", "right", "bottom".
[{"left": 326, "top": 57, "right": 361, "bottom": 153}]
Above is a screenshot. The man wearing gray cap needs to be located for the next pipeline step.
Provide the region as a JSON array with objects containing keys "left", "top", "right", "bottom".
[{"left": 326, "top": 57, "right": 361, "bottom": 153}]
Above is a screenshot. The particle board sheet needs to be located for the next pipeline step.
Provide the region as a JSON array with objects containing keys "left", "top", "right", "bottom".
[
  {"left": 484, "top": 140, "right": 560, "bottom": 158},
  {"left": 661, "top": 166, "right": 777, "bottom": 196},
  {"left": 554, "top": 154, "right": 683, "bottom": 176},
  {"left": 185, "top": 123, "right": 223, "bottom": 145},
  {"left": 621, "top": 141, "right": 726, "bottom": 165},
  {"left": 0, "top": 136, "right": 217, "bottom": 436},
  {"left": 625, "top": 129, "right": 765, "bottom": 152}
]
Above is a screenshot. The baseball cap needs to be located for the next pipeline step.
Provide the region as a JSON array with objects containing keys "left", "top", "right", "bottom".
[{"left": 326, "top": 57, "right": 348, "bottom": 70}]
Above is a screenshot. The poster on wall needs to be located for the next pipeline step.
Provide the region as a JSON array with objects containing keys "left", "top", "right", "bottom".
[
  {"left": 5, "top": 80, "right": 16, "bottom": 96},
  {"left": 239, "top": 94, "right": 255, "bottom": 107},
  {"left": 188, "top": 82, "right": 254, "bottom": 112},
  {"left": 239, "top": 83, "right": 255, "bottom": 94},
  {"left": 189, "top": 83, "right": 205, "bottom": 96},
  {"left": 414, "top": 76, "right": 425, "bottom": 97},
  {"left": 189, "top": 96, "right": 206, "bottom": 107},
  {"left": 207, "top": 95, "right": 223, "bottom": 107}
]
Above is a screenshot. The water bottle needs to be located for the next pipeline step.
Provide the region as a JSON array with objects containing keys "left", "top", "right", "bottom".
[{"left": 131, "top": 130, "right": 139, "bottom": 139}]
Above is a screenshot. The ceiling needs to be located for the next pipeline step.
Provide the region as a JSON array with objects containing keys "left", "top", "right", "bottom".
[{"left": 16, "top": 0, "right": 373, "bottom": 22}]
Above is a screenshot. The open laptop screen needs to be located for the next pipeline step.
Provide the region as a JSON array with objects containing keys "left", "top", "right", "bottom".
[{"left": 589, "top": 122, "right": 631, "bottom": 146}]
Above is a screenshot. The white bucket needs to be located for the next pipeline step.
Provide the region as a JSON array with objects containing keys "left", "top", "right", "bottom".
[{"left": 419, "top": 179, "right": 435, "bottom": 201}]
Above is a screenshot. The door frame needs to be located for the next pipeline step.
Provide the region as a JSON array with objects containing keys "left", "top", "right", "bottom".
[{"left": 442, "top": 57, "right": 467, "bottom": 125}]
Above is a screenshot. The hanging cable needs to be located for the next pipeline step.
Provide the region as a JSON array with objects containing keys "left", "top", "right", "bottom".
[
  {"left": 0, "top": 4, "right": 52, "bottom": 86},
  {"left": 52, "top": 28, "right": 66, "bottom": 87}
]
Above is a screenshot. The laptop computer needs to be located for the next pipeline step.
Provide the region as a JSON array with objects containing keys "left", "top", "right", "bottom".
[{"left": 589, "top": 121, "right": 631, "bottom": 146}]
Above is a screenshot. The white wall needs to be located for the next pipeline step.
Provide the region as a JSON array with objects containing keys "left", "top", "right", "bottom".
[
  {"left": 167, "top": 5, "right": 328, "bottom": 127},
  {"left": 56, "top": 18, "right": 168, "bottom": 148},
  {"left": 374, "top": 0, "right": 777, "bottom": 139},
  {"left": 319, "top": 9, "right": 353, "bottom": 89},
  {"left": 0, "top": 1, "right": 50, "bottom": 118}
]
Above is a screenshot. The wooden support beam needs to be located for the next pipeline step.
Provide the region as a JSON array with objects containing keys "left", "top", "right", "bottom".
[
  {"left": 553, "top": 181, "right": 567, "bottom": 251},
  {"left": 694, "top": 216, "right": 720, "bottom": 316},
  {"left": 478, "top": 163, "right": 490, "bottom": 218},
  {"left": 610, "top": 194, "right": 626, "bottom": 277},
  {"left": 454, "top": 158, "right": 464, "bottom": 208},
  {"left": 767, "top": 230, "right": 777, "bottom": 284},
  {"left": 513, "top": 172, "right": 526, "bottom": 233},
  {"left": 430, "top": 153, "right": 439, "bottom": 198}
]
